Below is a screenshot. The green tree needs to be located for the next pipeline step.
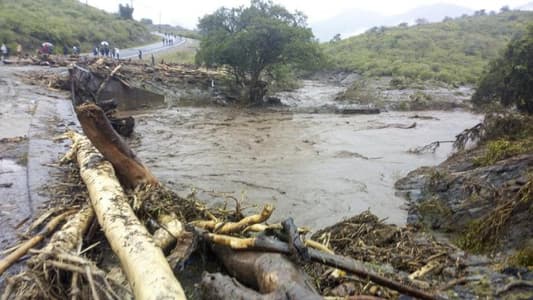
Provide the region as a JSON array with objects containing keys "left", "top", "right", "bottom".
[
  {"left": 118, "top": 4, "right": 134, "bottom": 20},
  {"left": 330, "top": 33, "right": 341, "bottom": 43},
  {"left": 140, "top": 18, "right": 153, "bottom": 25},
  {"left": 196, "top": 0, "right": 322, "bottom": 103},
  {"left": 473, "top": 25, "right": 533, "bottom": 114}
]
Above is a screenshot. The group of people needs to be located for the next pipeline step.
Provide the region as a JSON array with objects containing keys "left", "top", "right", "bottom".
[
  {"left": 93, "top": 44, "right": 120, "bottom": 59},
  {"left": 162, "top": 33, "right": 181, "bottom": 46},
  {"left": 64, "top": 45, "right": 80, "bottom": 55},
  {"left": 1, "top": 42, "right": 25, "bottom": 61}
]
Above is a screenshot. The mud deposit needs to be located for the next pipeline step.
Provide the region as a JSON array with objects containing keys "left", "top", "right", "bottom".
[
  {"left": 0, "top": 66, "right": 77, "bottom": 257},
  {"left": 132, "top": 108, "right": 481, "bottom": 230}
]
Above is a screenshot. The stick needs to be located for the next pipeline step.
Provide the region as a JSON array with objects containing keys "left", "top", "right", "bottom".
[
  {"left": 95, "top": 64, "right": 122, "bottom": 101},
  {"left": 495, "top": 280, "right": 533, "bottom": 296},
  {"left": 192, "top": 204, "right": 274, "bottom": 234},
  {"left": 408, "top": 260, "right": 440, "bottom": 281},
  {"left": 86, "top": 265, "right": 101, "bottom": 300},
  {"left": 204, "top": 233, "right": 440, "bottom": 300},
  {"left": 282, "top": 217, "right": 309, "bottom": 261},
  {"left": 0, "top": 210, "right": 75, "bottom": 275}
]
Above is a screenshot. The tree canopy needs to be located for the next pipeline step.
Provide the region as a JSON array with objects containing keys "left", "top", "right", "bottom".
[
  {"left": 196, "top": 0, "right": 322, "bottom": 103},
  {"left": 472, "top": 24, "right": 533, "bottom": 114},
  {"left": 118, "top": 4, "right": 134, "bottom": 20}
]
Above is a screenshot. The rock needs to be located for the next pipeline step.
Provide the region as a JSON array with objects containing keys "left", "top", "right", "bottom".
[
  {"left": 265, "top": 96, "right": 283, "bottom": 106},
  {"left": 396, "top": 152, "right": 533, "bottom": 248},
  {"left": 464, "top": 254, "right": 491, "bottom": 267}
]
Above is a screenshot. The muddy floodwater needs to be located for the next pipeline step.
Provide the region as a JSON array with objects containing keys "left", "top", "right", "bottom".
[{"left": 132, "top": 108, "right": 481, "bottom": 230}]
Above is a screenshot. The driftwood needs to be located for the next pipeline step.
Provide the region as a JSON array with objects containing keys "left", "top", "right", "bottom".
[
  {"left": 192, "top": 204, "right": 274, "bottom": 234},
  {"left": 29, "top": 205, "right": 94, "bottom": 263},
  {"left": 153, "top": 213, "right": 185, "bottom": 252},
  {"left": 75, "top": 102, "right": 157, "bottom": 188},
  {"left": 211, "top": 245, "right": 322, "bottom": 300},
  {"left": 204, "top": 233, "right": 439, "bottom": 300},
  {"left": 0, "top": 210, "right": 75, "bottom": 276},
  {"left": 95, "top": 64, "right": 122, "bottom": 101},
  {"left": 408, "top": 140, "right": 455, "bottom": 154},
  {"left": 66, "top": 132, "right": 186, "bottom": 300}
]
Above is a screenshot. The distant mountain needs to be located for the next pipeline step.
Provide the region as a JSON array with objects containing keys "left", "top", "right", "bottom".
[
  {"left": 311, "top": 10, "right": 384, "bottom": 42},
  {"left": 392, "top": 3, "right": 474, "bottom": 24},
  {"left": 311, "top": 3, "right": 473, "bottom": 41},
  {"left": 516, "top": 1, "right": 533, "bottom": 10}
]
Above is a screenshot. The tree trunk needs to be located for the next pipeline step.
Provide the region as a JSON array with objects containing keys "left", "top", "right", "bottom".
[
  {"left": 67, "top": 132, "right": 186, "bottom": 300},
  {"left": 75, "top": 102, "right": 157, "bottom": 188},
  {"left": 211, "top": 245, "right": 322, "bottom": 300},
  {"left": 248, "top": 71, "right": 267, "bottom": 104}
]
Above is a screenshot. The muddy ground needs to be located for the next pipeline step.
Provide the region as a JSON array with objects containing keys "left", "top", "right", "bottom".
[{"left": 0, "top": 66, "right": 78, "bottom": 272}]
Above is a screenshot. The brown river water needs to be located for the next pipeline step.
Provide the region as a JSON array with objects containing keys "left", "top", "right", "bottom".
[{"left": 132, "top": 107, "right": 481, "bottom": 230}]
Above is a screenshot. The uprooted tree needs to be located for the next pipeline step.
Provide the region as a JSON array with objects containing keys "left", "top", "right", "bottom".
[{"left": 195, "top": 0, "right": 323, "bottom": 103}]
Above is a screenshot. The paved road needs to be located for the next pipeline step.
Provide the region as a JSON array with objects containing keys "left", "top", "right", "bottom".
[{"left": 119, "top": 32, "right": 187, "bottom": 59}]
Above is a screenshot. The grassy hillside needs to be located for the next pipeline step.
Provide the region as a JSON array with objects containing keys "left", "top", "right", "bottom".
[
  {"left": 323, "top": 11, "right": 533, "bottom": 84},
  {"left": 0, "top": 0, "right": 156, "bottom": 54}
]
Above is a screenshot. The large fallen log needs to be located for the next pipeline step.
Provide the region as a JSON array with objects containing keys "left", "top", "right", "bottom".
[
  {"left": 66, "top": 131, "right": 185, "bottom": 300},
  {"left": 204, "top": 233, "right": 439, "bottom": 300},
  {"left": 211, "top": 245, "right": 322, "bottom": 300},
  {"left": 75, "top": 102, "right": 157, "bottom": 188}
]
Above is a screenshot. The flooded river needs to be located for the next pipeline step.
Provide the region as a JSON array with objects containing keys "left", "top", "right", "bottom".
[{"left": 132, "top": 104, "right": 481, "bottom": 230}]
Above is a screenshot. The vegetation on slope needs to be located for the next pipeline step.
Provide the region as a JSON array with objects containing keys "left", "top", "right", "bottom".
[
  {"left": 0, "top": 0, "right": 156, "bottom": 54},
  {"left": 323, "top": 10, "right": 533, "bottom": 84},
  {"left": 473, "top": 24, "right": 533, "bottom": 114}
]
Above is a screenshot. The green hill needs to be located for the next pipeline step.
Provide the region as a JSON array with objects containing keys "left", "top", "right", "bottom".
[
  {"left": 323, "top": 11, "right": 533, "bottom": 84},
  {"left": 0, "top": 0, "right": 156, "bottom": 54}
]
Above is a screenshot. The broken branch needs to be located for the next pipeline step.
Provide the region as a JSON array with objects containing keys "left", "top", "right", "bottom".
[{"left": 0, "top": 210, "right": 75, "bottom": 276}]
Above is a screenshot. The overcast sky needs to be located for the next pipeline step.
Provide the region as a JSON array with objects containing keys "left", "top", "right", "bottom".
[{"left": 84, "top": 0, "right": 531, "bottom": 29}]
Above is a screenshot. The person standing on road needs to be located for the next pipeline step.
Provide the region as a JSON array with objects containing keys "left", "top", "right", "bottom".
[
  {"left": 1, "top": 43, "right": 8, "bottom": 61},
  {"left": 138, "top": 49, "right": 142, "bottom": 60},
  {"left": 16, "top": 43, "right": 22, "bottom": 58}
]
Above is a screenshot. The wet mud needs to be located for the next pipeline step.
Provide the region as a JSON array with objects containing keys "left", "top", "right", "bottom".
[{"left": 0, "top": 66, "right": 78, "bottom": 262}]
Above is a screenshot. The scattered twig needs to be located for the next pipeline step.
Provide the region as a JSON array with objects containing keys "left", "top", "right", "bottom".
[
  {"left": 408, "top": 141, "right": 455, "bottom": 154},
  {"left": 0, "top": 210, "right": 76, "bottom": 276},
  {"left": 495, "top": 280, "right": 533, "bottom": 296}
]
